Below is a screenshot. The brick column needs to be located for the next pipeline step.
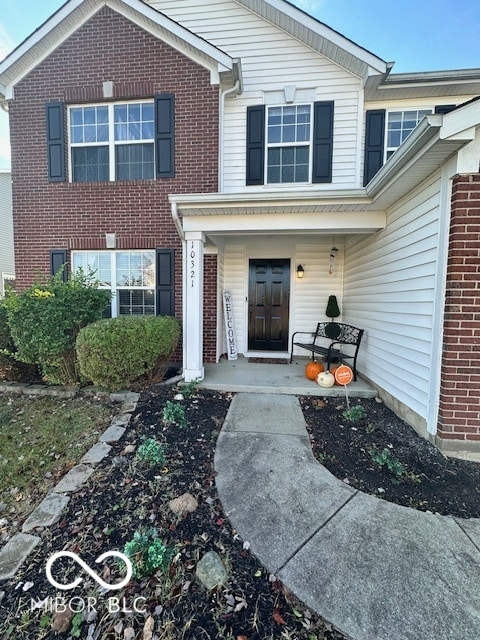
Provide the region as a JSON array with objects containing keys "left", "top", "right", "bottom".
[
  {"left": 203, "top": 255, "right": 218, "bottom": 363},
  {"left": 438, "top": 174, "right": 480, "bottom": 445}
]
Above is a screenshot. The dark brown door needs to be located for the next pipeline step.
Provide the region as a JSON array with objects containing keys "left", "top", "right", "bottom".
[{"left": 248, "top": 259, "right": 290, "bottom": 351}]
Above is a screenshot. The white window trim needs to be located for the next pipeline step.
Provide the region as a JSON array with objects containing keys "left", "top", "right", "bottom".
[
  {"left": 68, "top": 100, "right": 155, "bottom": 182},
  {"left": 265, "top": 103, "right": 313, "bottom": 185},
  {"left": 1, "top": 273, "right": 15, "bottom": 297},
  {"left": 72, "top": 250, "right": 156, "bottom": 317}
]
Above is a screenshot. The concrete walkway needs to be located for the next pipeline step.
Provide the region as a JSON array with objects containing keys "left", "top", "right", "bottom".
[{"left": 214, "top": 393, "right": 480, "bottom": 640}]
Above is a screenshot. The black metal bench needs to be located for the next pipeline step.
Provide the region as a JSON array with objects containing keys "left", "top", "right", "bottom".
[{"left": 290, "top": 322, "right": 364, "bottom": 380}]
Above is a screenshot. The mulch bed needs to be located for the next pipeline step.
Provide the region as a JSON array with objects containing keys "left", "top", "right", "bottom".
[
  {"left": 301, "top": 396, "right": 480, "bottom": 518},
  {"left": 0, "top": 385, "right": 348, "bottom": 640},
  {"left": 2, "top": 385, "right": 479, "bottom": 639}
]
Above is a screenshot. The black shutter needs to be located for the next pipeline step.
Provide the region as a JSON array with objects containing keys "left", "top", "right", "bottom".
[
  {"left": 363, "top": 109, "right": 386, "bottom": 186},
  {"left": 156, "top": 249, "right": 175, "bottom": 316},
  {"left": 155, "top": 94, "right": 175, "bottom": 178},
  {"left": 435, "top": 104, "right": 456, "bottom": 115},
  {"left": 50, "top": 249, "right": 67, "bottom": 281},
  {"left": 246, "top": 105, "right": 265, "bottom": 185},
  {"left": 312, "top": 101, "right": 334, "bottom": 183},
  {"left": 46, "top": 102, "right": 65, "bottom": 182}
]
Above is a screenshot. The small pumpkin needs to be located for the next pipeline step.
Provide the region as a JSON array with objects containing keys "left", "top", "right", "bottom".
[
  {"left": 305, "top": 361, "right": 324, "bottom": 380},
  {"left": 329, "top": 365, "right": 341, "bottom": 385},
  {"left": 316, "top": 370, "right": 335, "bottom": 388}
]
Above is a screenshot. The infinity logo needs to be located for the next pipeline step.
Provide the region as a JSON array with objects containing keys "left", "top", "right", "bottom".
[{"left": 46, "top": 551, "right": 133, "bottom": 591}]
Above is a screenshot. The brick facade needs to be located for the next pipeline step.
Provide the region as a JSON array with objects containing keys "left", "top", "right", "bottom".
[
  {"left": 203, "top": 255, "right": 218, "bottom": 363},
  {"left": 438, "top": 173, "right": 480, "bottom": 443},
  {"left": 10, "top": 6, "right": 219, "bottom": 358}
]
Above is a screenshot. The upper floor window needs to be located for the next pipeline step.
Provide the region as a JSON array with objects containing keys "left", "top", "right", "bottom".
[
  {"left": 246, "top": 101, "right": 334, "bottom": 186},
  {"left": 385, "top": 109, "right": 432, "bottom": 160},
  {"left": 69, "top": 102, "right": 155, "bottom": 182},
  {"left": 267, "top": 105, "right": 311, "bottom": 183}
]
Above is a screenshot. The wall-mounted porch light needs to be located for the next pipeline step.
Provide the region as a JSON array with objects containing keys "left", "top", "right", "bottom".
[{"left": 296, "top": 264, "right": 305, "bottom": 279}]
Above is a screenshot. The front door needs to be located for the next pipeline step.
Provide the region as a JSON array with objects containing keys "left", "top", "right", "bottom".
[{"left": 248, "top": 259, "right": 290, "bottom": 351}]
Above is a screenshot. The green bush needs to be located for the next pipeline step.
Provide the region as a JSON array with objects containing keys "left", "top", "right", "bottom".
[
  {"left": 0, "top": 302, "right": 38, "bottom": 382},
  {"left": 76, "top": 315, "right": 180, "bottom": 390},
  {"left": 3, "top": 271, "right": 110, "bottom": 385}
]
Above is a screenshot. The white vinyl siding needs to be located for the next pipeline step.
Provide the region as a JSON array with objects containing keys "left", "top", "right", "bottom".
[
  {"left": 222, "top": 238, "right": 343, "bottom": 355},
  {"left": 0, "top": 172, "right": 14, "bottom": 296},
  {"left": 342, "top": 173, "right": 442, "bottom": 421},
  {"left": 150, "top": 0, "right": 362, "bottom": 191}
]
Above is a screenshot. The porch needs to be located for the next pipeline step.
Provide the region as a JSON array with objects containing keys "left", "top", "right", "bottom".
[{"left": 198, "top": 355, "right": 377, "bottom": 398}]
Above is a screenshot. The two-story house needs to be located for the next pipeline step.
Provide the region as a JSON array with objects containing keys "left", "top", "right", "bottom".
[{"left": 1, "top": 0, "right": 479, "bottom": 458}]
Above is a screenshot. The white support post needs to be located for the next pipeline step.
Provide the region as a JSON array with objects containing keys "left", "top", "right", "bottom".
[{"left": 183, "top": 231, "right": 205, "bottom": 382}]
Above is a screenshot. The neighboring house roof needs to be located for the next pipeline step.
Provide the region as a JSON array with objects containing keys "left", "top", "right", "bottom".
[
  {"left": 0, "top": 0, "right": 240, "bottom": 100},
  {"left": 365, "top": 67, "right": 480, "bottom": 101}
]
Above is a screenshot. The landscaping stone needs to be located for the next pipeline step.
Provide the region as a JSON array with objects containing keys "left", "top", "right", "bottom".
[
  {"left": 22, "top": 493, "right": 70, "bottom": 532},
  {"left": 0, "top": 533, "right": 40, "bottom": 581},
  {"left": 110, "top": 413, "right": 131, "bottom": 427},
  {"left": 169, "top": 493, "right": 198, "bottom": 516},
  {"left": 120, "top": 402, "right": 137, "bottom": 414},
  {"left": 109, "top": 391, "right": 140, "bottom": 403},
  {"left": 81, "top": 442, "right": 112, "bottom": 465},
  {"left": 54, "top": 464, "right": 94, "bottom": 493},
  {"left": 99, "top": 424, "right": 126, "bottom": 443},
  {"left": 196, "top": 551, "right": 228, "bottom": 591}
]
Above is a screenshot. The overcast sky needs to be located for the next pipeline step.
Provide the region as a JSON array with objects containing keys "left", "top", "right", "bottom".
[{"left": 1, "top": 0, "right": 479, "bottom": 169}]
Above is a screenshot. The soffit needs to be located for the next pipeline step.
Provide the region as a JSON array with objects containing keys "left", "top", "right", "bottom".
[{"left": 0, "top": 0, "right": 235, "bottom": 98}]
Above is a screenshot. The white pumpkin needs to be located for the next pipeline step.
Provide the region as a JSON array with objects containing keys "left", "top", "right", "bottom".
[{"left": 316, "top": 371, "right": 335, "bottom": 388}]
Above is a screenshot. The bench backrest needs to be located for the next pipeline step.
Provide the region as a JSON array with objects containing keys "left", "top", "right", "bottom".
[{"left": 314, "top": 322, "right": 363, "bottom": 346}]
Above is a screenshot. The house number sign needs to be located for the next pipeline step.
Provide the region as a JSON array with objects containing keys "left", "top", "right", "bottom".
[{"left": 189, "top": 242, "right": 196, "bottom": 288}]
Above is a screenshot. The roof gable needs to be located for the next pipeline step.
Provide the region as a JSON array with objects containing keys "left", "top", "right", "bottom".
[
  {"left": 234, "top": 0, "right": 388, "bottom": 78},
  {"left": 0, "top": 0, "right": 238, "bottom": 99}
]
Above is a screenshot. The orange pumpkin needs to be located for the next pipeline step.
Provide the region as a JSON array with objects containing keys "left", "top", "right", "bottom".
[
  {"left": 305, "top": 361, "right": 324, "bottom": 380},
  {"left": 329, "top": 365, "right": 341, "bottom": 384}
]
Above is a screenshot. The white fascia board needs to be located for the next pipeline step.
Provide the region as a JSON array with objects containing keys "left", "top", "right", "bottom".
[
  {"left": 239, "top": 0, "right": 387, "bottom": 75},
  {"left": 170, "top": 189, "right": 368, "bottom": 209},
  {"left": 182, "top": 210, "right": 386, "bottom": 234},
  {"left": 0, "top": 0, "right": 234, "bottom": 97},
  {"left": 366, "top": 116, "right": 443, "bottom": 197},
  {"left": 440, "top": 99, "right": 480, "bottom": 140}
]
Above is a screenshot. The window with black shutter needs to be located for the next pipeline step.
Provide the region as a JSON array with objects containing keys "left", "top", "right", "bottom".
[
  {"left": 46, "top": 102, "right": 66, "bottom": 182},
  {"left": 246, "top": 102, "right": 334, "bottom": 185},
  {"left": 50, "top": 249, "right": 67, "bottom": 281},
  {"left": 364, "top": 109, "right": 386, "bottom": 185}
]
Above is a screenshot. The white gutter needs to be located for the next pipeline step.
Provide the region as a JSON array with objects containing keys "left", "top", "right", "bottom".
[{"left": 171, "top": 200, "right": 184, "bottom": 241}]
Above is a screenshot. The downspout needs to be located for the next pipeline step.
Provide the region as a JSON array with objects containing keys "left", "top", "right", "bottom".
[{"left": 219, "top": 70, "right": 241, "bottom": 191}]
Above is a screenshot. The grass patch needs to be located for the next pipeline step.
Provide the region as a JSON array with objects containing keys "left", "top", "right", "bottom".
[{"left": 0, "top": 393, "right": 116, "bottom": 521}]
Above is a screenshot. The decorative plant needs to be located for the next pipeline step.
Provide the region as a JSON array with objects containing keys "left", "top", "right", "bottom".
[
  {"left": 325, "top": 295, "right": 341, "bottom": 339},
  {"left": 162, "top": 400, "right": 187, "bottom": 429},
  {"left": 343, "top": 404, "right": 367, "bottom": 423},
  {"left": 136, "top": 438, "right": 166, "bottom": 467},
  {"left": 123, "top": 528, "right": 173, "bottom": 579}
]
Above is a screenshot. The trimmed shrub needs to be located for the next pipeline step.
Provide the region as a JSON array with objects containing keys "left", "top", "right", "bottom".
[
  {"left": 76, "top": 315, "right": 180, "bottom": 390},
  {"left": 0, "top": 301, "right": 39, "bottom": 381},
  {"left": 3, "top": 271, "right": 111, "bottom": 385}
]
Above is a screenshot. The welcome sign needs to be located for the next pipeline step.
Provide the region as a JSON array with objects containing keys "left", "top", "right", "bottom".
[{"left": 223, "top": 291, "right": 238, "bottom": 360}]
